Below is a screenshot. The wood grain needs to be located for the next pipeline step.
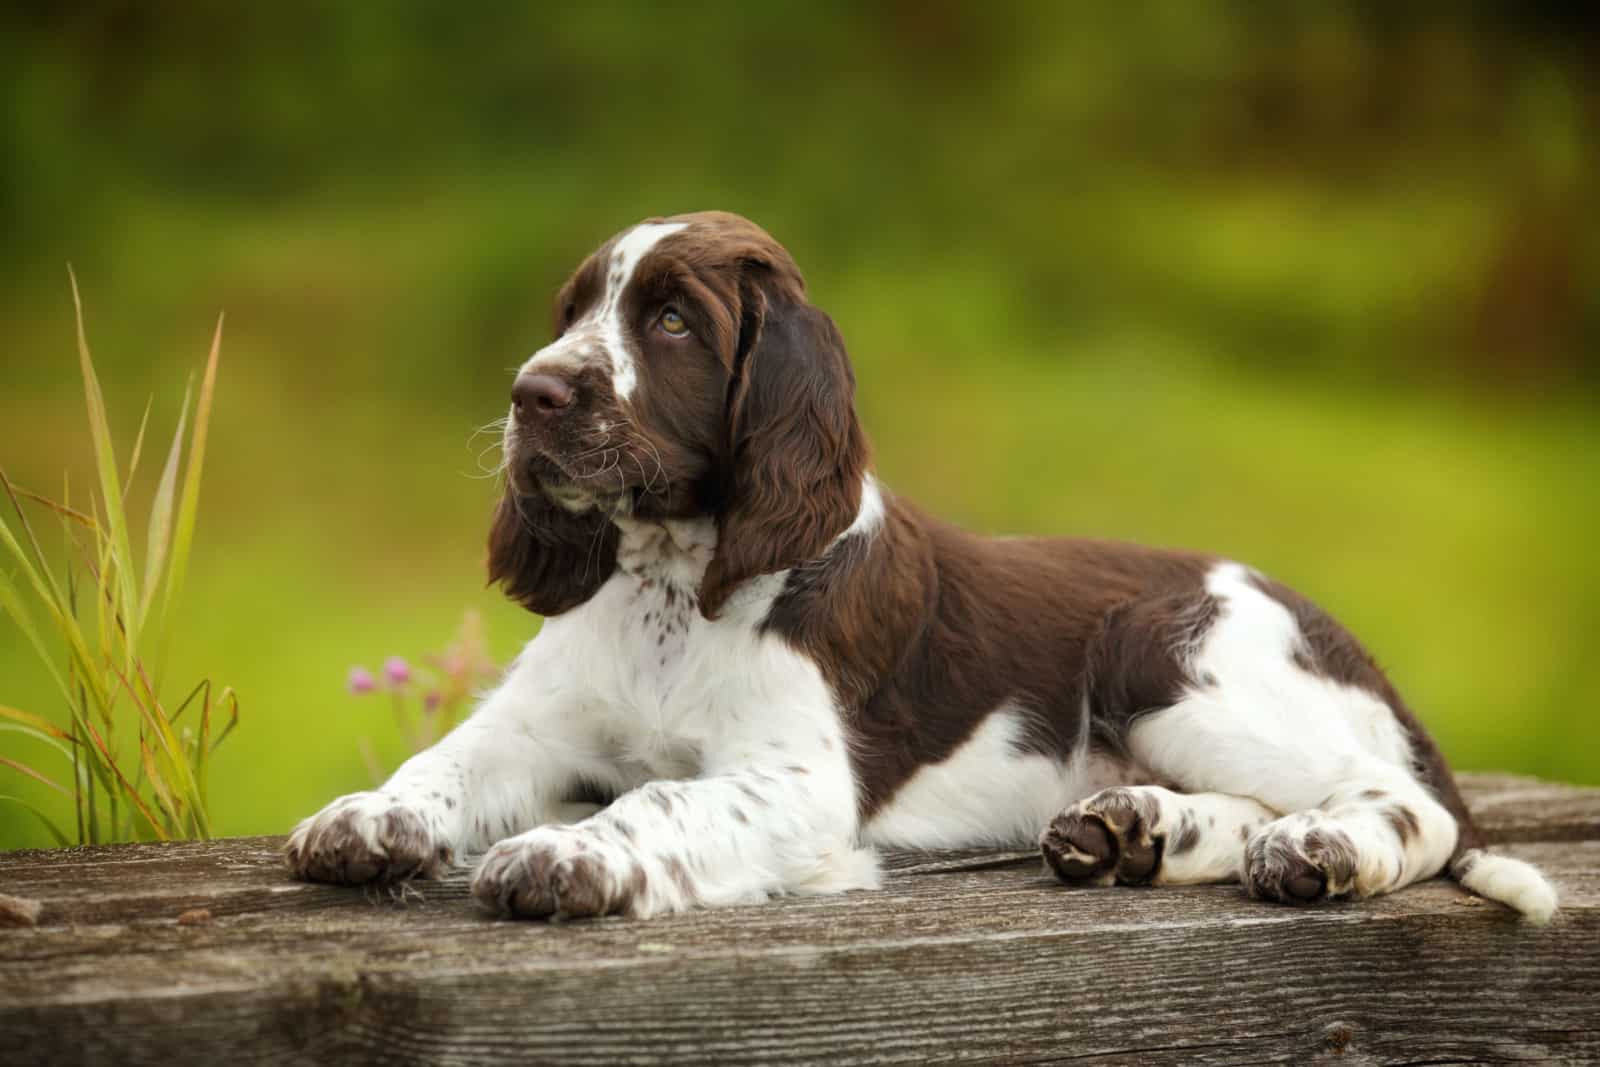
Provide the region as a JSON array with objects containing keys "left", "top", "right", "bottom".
[{"left": 1, "top": 773, "right": 1595, "bottom": 1066}]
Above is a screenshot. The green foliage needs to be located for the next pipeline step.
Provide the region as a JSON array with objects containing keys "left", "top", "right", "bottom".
[{"left": 0, "top": 281, "right": 237, "bottom": 843}]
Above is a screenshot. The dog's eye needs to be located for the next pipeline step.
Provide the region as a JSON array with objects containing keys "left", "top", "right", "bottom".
[{"left": 659, "top": 307, "right": 689, "bottom": 337}]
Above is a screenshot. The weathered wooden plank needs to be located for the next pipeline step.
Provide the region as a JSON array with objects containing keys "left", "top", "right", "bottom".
[
  {"left": 0, "top": 774, "right": 1596, "bottom": 1066},
  {"left": 1, "top": 773, "right": 1585, "bottom": 926},
  {"left": 1457, "top": 774, "right": 1600, "bottom": 844},
  {"left": 3, "top": 837, "right": 1597, "bottom": 995}
]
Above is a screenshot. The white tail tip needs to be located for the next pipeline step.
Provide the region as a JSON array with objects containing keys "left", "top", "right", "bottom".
[{"left": 1452, "top": 849, "right": 1558, "bottom": 925}]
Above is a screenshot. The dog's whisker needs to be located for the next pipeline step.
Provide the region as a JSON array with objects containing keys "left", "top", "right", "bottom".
[
  {"left": 469, "top": 417, "right": 511, "bottom": 443},
  {"left": 466, "top": 441, "right": 508, "bottom": 478},
  {"left": 567, "top": 443, "right": 616, "bottom": 465},
  {"left": 631, "top": 433, "right": 670, "bottom": 496}
]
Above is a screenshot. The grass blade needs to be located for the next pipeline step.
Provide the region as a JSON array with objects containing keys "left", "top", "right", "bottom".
[
  {"left": 0, "top": 703, "right": 76, "bottom": 742},
  {"left": 0, "top": 724, "right": 76, "bottom": 764},
  {"left": 139, "top": 385, "right": 189, "bottom": 629},
  {"left": 91, "top": 495, "right": 117, "bottom": 722},
  {"left": 0, "top": 561, "right": 75, "bottom": 709},
  {"left": 125, "top": 395, "right": 152, "bottom": 497},
  {"left": 0, "top": 755, "right": 71, "bottom": 796},
  {"left": 0, "top": 484, "right": 113, "bottom": 731},
  {"left": 138, "top": 738, "right": 181, "bottom": 831},
  {"left": 5, "top": 485, "right": 94, "bottom": 528},
  {"left": 169, "top": 678, "right": 205, "bottom": 725},
  {"left": 155, "top": 313, "right": 222, "bottom": 682},
  {"left": 68, "top": 267, "right": 141, "bottom": 658},
  {"left": 61, "top": 474, "right": 88, "bottom": 845},
  {"left": 0, "top": 795, "right": 71, "bottom": 847},
  {"left": 208, "top": 688, "right": 239, "bottom": 756},
  {"left": 0, "top": 469, "right": 78, "bottom": 631},
  {"left": 190, "top": 681, "right": 234, "bottom": 806},
  {"left": 196, "top": 686, "right": 237, "bottom": 816},
  {"left": 108, "top": 661, "right": 204, "bottom": 833},
  {"left": 193, "top": 682, "right": 210, "bottom": 796},
  {"left": 84, "top": 722, "right": 167, "bottom": 840},
  {"left": 0, "top": 489, "right": 112, "bottom": 715}
]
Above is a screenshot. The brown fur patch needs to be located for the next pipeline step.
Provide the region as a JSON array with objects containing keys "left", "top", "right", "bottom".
[
  {"left": 1383, "top": 804, "right": 1422, "bottom": 846},
  {"left": 1168, "top": 814, "right": 1202, "bottom": 856},
  {"left": 764, "top": 502, "right": 1218, "bottom": 818},
  {"left": 697, "top": 287, "right": 868, "bottom": 618},
  {"left": 663, "top": 856, "right": 696, "bottom": 901},
  {"left": 625, "top": 864, "right": 649, "bottom": 902}
]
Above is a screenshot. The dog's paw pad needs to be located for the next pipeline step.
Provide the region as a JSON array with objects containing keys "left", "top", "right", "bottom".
[
  {"left": 1245, "top": 816, "right": 1357, "bottom": 906},
  {"left": 1041, "top": 787, "right": 1163, "bottom": 887}
]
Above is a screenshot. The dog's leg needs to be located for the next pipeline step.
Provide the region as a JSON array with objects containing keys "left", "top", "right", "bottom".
[
  {"left": 1238, "top": 783, "right": 1461, "bottom": 905},
  {"left": 284, "top": 637, "right": 610, "bottom": 886},
  {"left": 1120, "top": 564, "right": 1462, "bottom": 905},
  {"left": 1119, "top": 716, "right": 1459, "bottom": 905},
  {"left": 471, "top": 766, "right": 876, "bottom": 920},
  {"left": 470, "top": 708, "right": 873, "bottom": 920},
  {"left": 1042, "top": 786, "right": 1278, "bottom": 887}
]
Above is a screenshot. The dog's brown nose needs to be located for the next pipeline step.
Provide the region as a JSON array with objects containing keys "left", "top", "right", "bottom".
[{"left": 512, "top": 373, "right": 575, "bottom": 416}]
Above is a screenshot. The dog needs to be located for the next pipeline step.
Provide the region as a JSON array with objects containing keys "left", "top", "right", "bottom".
[{"left": 286, "top": 211, "right": 1555, "bottom": 924}]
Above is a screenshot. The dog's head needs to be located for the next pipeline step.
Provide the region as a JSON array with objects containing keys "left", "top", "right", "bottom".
[{"left": 489, "top": 211, "right": 868, "bottom": 618}]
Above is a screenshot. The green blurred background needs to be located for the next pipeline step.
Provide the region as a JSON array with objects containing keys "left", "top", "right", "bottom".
[{"left": 3, "top": 3, "right": 1597, "bottom": 850}]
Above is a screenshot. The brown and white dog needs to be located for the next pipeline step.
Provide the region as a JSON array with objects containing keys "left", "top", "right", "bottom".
[{"left": 286, "top": 211, "right": 1555, "bottom": 923}]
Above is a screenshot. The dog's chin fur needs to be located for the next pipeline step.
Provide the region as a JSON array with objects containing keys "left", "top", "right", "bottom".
[
  {"left": 507, "top": 452, "right": 626, "bottom": 516},
  {"left": 539, "top": 476, "right": 627, "bottom": 516}
]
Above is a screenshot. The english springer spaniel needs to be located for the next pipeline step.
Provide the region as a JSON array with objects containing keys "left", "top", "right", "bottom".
[{"left": 287, "top": 211, "right": 1555, "bottom": 923}]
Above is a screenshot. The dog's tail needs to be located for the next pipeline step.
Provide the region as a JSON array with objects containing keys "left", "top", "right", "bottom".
[
  {"left": 1396, "top": 699, "right": 1559, "bottom": 924},
  {"left": 1448, "top": 847, "right": 1558, "bottom": 924},
  {"left": 1431, "top": 765, "right": 1557, "bottom": 923}
]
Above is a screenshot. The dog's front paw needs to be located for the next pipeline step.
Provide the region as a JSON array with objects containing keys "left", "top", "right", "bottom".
[
  {"left": 470, "top": 828, "right": 646, "bottom": 920},
  {"left": 284, "top": 792, "right": 452, "bottom": 886}
]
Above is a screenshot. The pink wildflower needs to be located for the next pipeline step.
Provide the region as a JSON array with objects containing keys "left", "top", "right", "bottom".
[
  {"left": 382, "top": 656, "right": 412, "bottom": 687},
  {"left": 347, "top": 666, "right": 377, "bottom": 694}
]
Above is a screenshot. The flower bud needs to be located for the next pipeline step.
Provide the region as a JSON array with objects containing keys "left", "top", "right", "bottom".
[{"left": 382, "top": 656, "right": 412, "bottom": 687}]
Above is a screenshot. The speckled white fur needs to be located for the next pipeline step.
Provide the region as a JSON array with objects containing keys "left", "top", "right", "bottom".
[
  {"left": 1128, "top": 562, "right": 1553, "bottom": 916},
  {"left": 1127, "top": 564, "right": 1455, "bottom": 890},
  {"left": 293, "top": 482, "right": 881, "bottom": 917}
]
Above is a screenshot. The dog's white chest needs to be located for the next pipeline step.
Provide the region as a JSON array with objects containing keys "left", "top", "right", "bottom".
[
  {"left": 617, "top": 574, "right": 700, "bottom": 694},
  {"left": 559, "top": 513, "right": 818, "bottom": 779},
  {"left": 589, "top": 516, "right": 728, "bottom": 722}
]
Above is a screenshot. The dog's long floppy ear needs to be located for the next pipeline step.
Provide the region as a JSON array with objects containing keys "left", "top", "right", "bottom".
[
  {"left": 487, "top": 487, "right": 619, "bottom": 616},
  {"left": 698, "top": 268, "right": 869, "bottom": 619}
]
